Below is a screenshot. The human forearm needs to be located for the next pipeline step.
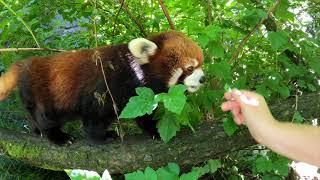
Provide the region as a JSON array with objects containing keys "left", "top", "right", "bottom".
[{"left": 254, "top": 120, "right": 320, "bottom": 167}]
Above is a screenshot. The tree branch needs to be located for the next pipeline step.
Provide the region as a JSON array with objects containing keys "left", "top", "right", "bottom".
[
  {"left": 117, "top": 0, "right": 147, "bottom": 36},
  {"left": 0, "top": 48, "right": 66, "bottom": 53},
  {"left": 158, "top": 0, "right": 175, "bottom": 30},
  {"left": 0, "top": 92, "right": 319, "bottom": 174},
  {"left": 112, "top": 0, "right": 126, "bottom": 36},
  {"left": 228, "top": 0, "right": 281, "bottom": 65}
]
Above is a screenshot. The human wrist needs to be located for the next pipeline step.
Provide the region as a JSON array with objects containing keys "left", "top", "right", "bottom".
[{"left": 247, "top": 115, "right": 277, "bottom": 144}]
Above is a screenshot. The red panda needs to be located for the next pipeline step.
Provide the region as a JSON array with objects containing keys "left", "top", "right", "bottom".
[{"left": 0, "top": 31, "right": 205, "bottom": 145}]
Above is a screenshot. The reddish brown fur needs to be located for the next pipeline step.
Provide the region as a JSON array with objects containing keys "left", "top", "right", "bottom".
[
  {"left": 0, "top": 31, "right": 204, "bottom": 145},
  {"left": 0, "top": 62, "right": 22, "bottom": 101},
  {"left": 23, "top": 50, "right": 98, "bottom": 110}
]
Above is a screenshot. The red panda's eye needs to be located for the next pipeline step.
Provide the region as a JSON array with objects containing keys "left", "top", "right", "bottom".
[{"left": 187, "top": 66, "right": 194, "bottom": 72}]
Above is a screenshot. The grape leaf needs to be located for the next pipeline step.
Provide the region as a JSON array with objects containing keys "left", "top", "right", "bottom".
[
  {"left": 255, "top": 156, "right": 273, "bottom": 173},
  {"left": 166, "top": 163, "right": 180, "bottom": 175},
  {"left": 277, "top": 86, "right": 290, "bottom": 98},
  {"left": 119, "top": 87, "right": 158, "bottom": 119},
  {"left": 208, "top": 60, "right": 232, "bottom": 82},
  {"left": 144, "top": 167, "right": 157, "bottom": 180},
  {"left": 179, "top": 171, "right": 199, "bottom": 180},
  {"left": 208, "top": 41, "right": 224, "bottom": 58},
  {"left": 155, "top": 85, "right": 187, "bottom": 114},
  {"left": 157, "top": 167, "right": 179, "bottom": 180},
  {"left": 268, "top": 31, "right": 289, "bottom": 51},
  {"left": 207, "top": 159, "right": 222, "bottom": 173},
  {"left": 272, "top": 157, "right": 290, "bottom": 176},
  {"left": 125, "top": 170, "right": 145, "bottom": 180},
  {"left": 223, "top": 118, "right": 238, "bottom": 136},
  {"left": 157, "top": 111, "right": 180, "bottom": 143},
  {"left": 293, "top": 111, "right": 304, "bottom": 123}
]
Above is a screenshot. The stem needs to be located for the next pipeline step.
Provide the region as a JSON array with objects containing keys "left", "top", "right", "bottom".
[
  {"left": 0, "top": 0, "right": 40, "bottom": 48},
  {"left": 92, "top": 0, "right": 124, "bottom": 142},
  {"left": 158, "top": 0, "right": 175, "bottom": 30},
  {"left": 228, "top": 0, "right": 281, "bottom": 65},
  {"left": 0, "top": 48, "right": 66, "bottom": 52}
]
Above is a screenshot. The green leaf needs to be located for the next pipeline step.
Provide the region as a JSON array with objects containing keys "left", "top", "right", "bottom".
[
  {"left": 205, "top": 25, "right": 222, "bottom": 40},
  {"left": 308, "top": 59, "right": 320, "bottom": 74},
  {"left": 157, "top": 111, "right": 180, "bottom": 143},
  {"left": 223, "top": 118, "right": 238, "bottom": 136},
  {"left": 268, "top": 31, "right": 289, "bottom": 51},
  {"left": 255, "top": 156, "right": 273, "bottom": 173},
  {"left": 145, "top": 167, "right": 157, "bottom": 180},
  {"left": 307, "top": 83, "right": 316, "bottom": 92},
  {"left": 277, "top": 86, "right": 290, "bottom": 98},
  {"left": 197, "top": 34, "right": 210, "bottom": 47},
  {"left": 120, "top": 87, "right": 158, "bottom": 119},
  {"left": 262, "top": 174, "right": 282, "bottom": 180},
  {"left": 243, "top": 9, "right": 267, "bottom": 26},
  {"left": 157, "top": 167, "right": 179, "bottom": 180},
  {"left": 293, "top": 111, "right": 304, "bottom": 123},
  {"left": 208, "top": 61, "right": 232, "bottom": 82},
  {"left": 166, "top": 163, "right": 180, "bottom": 175},
  {"left": 155, "top": 85, "right": 187, "bottom": 114},
  {"left": 179, "top": 171, "right": 199, "bottom": 180},
  {"left": 65, "top": 169, "right": 101, "bottom": 180},
  {"left": 208, "top": 41, "right": 224, "bottom": 58},
  {"left": 275, "top": 0, "right": 294, "bottom": 21},
  {"left": 272, "top": 157, "right": 290, "bottom": 176},
  {"left": 207, "top": 159, "right": 222, "bottom": 173},
  {"left": 255, "top": 85, "right": 271, "bottom": 99},
  {"left": 125, "top": 170, "right": 145, "bottom": 180}
]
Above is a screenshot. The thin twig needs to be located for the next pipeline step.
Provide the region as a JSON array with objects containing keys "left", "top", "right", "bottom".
[
  {"left": 206, "top": 0, "right": 213, "bottom": 26},
  {"left": 228, "top": 0, "right": 281, "bottom": 65},
  {"left": 118, "top": 0, "right": 147, "bottom": 36},
  {"left": 92, "top": 0, "right": 124, "bottom": 142},
  {"left": 0, "top": 48, "right": 66, "bottom": 52},
  {"left": 291, "top": 90, "right": 299, "bottom": 122},
  {"left": 158, "top": 0, "right": 175, "bottom": 30},
  {"left": 0, "top": 0, "right": 40, "bottom": 48},
  {"left": 112, "top": 0, "right": 125, "bottom": 36}
]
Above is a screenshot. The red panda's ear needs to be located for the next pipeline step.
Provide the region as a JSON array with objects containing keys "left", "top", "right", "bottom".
[{"left": 128, "top": 38, "right": 158, "bottom": 65}]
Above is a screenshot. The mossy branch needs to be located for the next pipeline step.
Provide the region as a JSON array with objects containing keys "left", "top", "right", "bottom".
[{"left": 0, "top": 92, "right": 319, "bottom": 174}]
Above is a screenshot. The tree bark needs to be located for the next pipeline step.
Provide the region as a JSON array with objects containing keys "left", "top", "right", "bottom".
[{"left": 0, "top": 92, "right": 319, "bottom": 174}]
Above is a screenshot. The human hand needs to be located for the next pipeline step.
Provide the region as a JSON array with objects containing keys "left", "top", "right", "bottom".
[{"left": 221, "top": 89, "right": 275, "bottom": 127}]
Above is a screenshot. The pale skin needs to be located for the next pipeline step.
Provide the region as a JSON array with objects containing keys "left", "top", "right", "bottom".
[{"left": 221, "top": 89, "right": 320, "bottom": 167}]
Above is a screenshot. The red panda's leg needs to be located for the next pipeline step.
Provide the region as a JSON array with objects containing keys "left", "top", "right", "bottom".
[
  {"left": 136, "top": 115, "right": 160, "bottom": 139},
  {"left": 44, "top": 127, "right": 74, "bottom": 145},
  {"left": 82, "top": 116, "right": 115, "bottom": 144},
  {"left": 30, "top": 106, "right": 74, "bottom": 145}
]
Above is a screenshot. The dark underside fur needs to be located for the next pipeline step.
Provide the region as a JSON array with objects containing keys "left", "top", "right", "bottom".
[{"left": 18, "top": 44, "right": 166, "bottom": 145}]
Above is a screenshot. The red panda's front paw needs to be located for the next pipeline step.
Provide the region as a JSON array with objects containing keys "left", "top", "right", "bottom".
[{"left": 45, "top": 128, "right": 75, "bottom": 146}]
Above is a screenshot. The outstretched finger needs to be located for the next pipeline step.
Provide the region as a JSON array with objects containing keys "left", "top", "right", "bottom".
[{"left": 221, "top": 101, "right": 240, "bottom": 112}]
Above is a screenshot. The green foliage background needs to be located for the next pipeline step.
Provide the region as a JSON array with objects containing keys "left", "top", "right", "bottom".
[{"left": 0, "top": 0, "right": 319, "bottom": 179}]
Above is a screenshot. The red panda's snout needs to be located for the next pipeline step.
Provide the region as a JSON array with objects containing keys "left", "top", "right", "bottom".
[
  {"left": 168, "top": 65, "right": 205, "bottom": 93},
  {"left": 183, "top": 68, "right": 205, "bottom": 92}
]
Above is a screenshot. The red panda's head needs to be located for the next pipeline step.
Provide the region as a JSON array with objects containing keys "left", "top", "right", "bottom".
[{"left": 128, "top": 31, "right": 205, "bottom": 92}]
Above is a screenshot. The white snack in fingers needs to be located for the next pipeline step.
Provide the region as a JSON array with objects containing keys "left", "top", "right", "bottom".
[{"left": 240, "top": 94, "right": 259, "bottom": 106}]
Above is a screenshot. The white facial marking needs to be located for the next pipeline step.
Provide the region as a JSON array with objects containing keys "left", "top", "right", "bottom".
[
  {"left": 128, "top": 38, "right": 157, "bottom": 65},
  {"left": 193, "top": 58, "right": 199, "bottom": 67},
  {"left": 168, "top": 68, "right": 183, "bottom": 87},
  {"left": 184, "top": 68, "right": 204, "bottom": 92}
]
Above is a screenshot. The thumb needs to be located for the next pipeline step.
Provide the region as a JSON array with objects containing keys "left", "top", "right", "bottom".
[{"left": 231, "top": 89, "right": 260, "bottom": 107}]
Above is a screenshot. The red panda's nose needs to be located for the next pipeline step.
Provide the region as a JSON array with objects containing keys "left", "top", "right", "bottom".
[{"left": 199, "top": 76, "right": 206, "bottom": 84}]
